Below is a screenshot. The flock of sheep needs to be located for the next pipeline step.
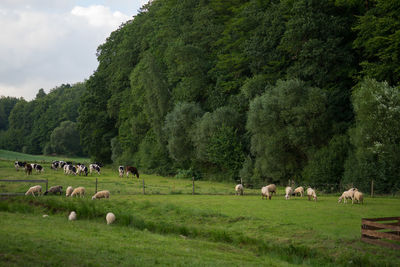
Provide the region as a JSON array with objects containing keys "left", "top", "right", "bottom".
[
  {"left": 235, "top": 184, "right": 364, "bottom": 204},
  {"left": 24, "top": 184, "right": 114, "bottom": 224}
]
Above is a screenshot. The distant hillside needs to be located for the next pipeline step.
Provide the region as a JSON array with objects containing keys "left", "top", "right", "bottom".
[{"left": 0, "top": 149, "right": 89, "bottom": 163}]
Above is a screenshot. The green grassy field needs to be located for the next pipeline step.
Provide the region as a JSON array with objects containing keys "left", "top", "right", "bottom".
[
  {"left": 0, "top": 149, "right": 89, "bottom": 163},
  {"left": 0, "top": 157, "right": 399, "bottom": 266}
]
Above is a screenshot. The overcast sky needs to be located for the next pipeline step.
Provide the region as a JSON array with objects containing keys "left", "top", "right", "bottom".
[{"left": 0, "top": 0, "right": 148, "bottom": 100}]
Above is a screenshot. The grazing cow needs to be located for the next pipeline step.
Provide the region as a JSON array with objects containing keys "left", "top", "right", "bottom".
[
  {"left": 65, "top": 164, "right": 77, "bottom": 175},
  {"left": 51, "top": 161, "right": 59, "bottom": 170},
  {"left": 14, "top": 161, "right": 26, "bottom": 171},
  {"left": 94, "top": 162, "right": 103, "bottom": 167},
  {"left": 125, "top": 166, "right": 139, "bottom": 178},
  {"left": 118, "top": 166, "right": 124, "bottom": 177},
  {"left": 89, "top": 164, "right": 101, "bottom": 175},
  {"left": 77, "top": 164, "right": 88, "bottom": 176},
  {"left": 34, "top": 164, "right": 44, "bottom": 173},
  {"left": 25, "top": 164, "right": 33, "bottom": 175}
]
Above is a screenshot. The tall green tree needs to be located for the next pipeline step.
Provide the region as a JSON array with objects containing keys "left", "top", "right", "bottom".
[
  {"left": 344, "top": 78, "right": 400, "bottom": 193},
  {"left": 247, "top": 79, "right": 329, "bottom": 183},
  {"left": 353, "top": 0, "right": 400, "bottom": 85}
]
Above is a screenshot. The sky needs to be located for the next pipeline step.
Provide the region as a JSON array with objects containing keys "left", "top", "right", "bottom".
[{"left": 0, "top": 0, "right": 148, "bottom": 100}]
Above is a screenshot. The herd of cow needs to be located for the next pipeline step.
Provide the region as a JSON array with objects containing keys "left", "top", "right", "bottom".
[{"left": 14, "top": 160, "right": 139, "bottom": 178}]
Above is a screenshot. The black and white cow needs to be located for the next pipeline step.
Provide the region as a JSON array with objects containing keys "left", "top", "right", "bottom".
[
  {"left": 89, "top": 164, "right": 101, "bottom": 175},
  {"left": 34, "top": 164, "right": 44, "bottom": 173},
  {"left": 14, "top": 161, "right": 26, "bottom": 171},
  {"left": 118, "top": 166, "right": 124, "bottom": 177},
  {"left": 77, "top": 164, "right": 88, "bottom": 176},
  {"left": 67, "top": 164, "right": 77, "bottom": 175},
  {"left": 51, "top": 161, "right": 59, "bottom": 170}
]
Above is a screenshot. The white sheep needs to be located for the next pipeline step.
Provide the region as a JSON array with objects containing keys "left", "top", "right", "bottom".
[
  {"left": 266, "top": 184, "right": 277, "bottom": 195},
  {"left": 66, "top": 186, "right": 74, "bottom": 197},
  {"left": 306, "top": 187, "right": 317, "bottom": 201},
  {"left": 338, "top": 188, "right": 357, "bottom": 203},
  {"left": 70, "top": 187, "right": 85, "bottom": 197},
  {"left": 68, "top": 211, "right": 77, "bottom": 221},
  {"left": 25, "top": 185, "right": 42, "bottom": 197},
  {"left": 285, "top": 186, "right": 293, "bottom": 200},
  {"left": 352, "top": 190, "right": 364, "bottom": 204},
  {"left": 293, "top": 186, "right": 304, "bottom": 197},
  {"left": 235, "top": 184, "right": 244, "bottom": 195},
  {"left": 92, "top": 190, "right": 110, "bottom": 200},
  {"left": 106, "top": 212, "right": 116, "bottom": 225}
]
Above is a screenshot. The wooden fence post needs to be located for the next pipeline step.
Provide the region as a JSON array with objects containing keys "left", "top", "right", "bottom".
[
  {"left": 371, "top": 180, "right": 374, "bottom": 198},
  {"left": 192, "top": 176, "right": 195, "bottom": 195},
  {"left": 95, "top": 178, "right": 98, "bottom": 194},
  {"left": 142, "top": 179, "right": 145, "bottom": 195}
]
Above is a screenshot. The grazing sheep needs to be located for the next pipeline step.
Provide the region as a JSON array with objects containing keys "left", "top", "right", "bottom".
[
  {"left": 235, "top": 184, "right": 244, "bottom": 195},
  {"left": 306, "top": 187, "right": 317, "bottom": 201},
  {"left": 70, "top": 187, "right": 85, "bottom": 197},
  {"left": 25, "top": 185, "right": 42, "bottom": 197},
  {"left": 66, "top": 186, "right": 74, "bottom": 197},
  {"left": 338, "top": 188, "right": 357, "bottom": 204},
  {"left": 352, "top": 190, "right": 364, "bottom": 204},
  {"left": 106, "top": 212, "right": 116, "bottom": 225},
  {"left": 285, "top": 186, "right": 293, "bottom": 200},
  {"left": 293, "top": 186, "right": 304, "bottom": 197},
  {"left": 68, "top": 211, "right": 77, "bottom": 221},
  {"left": 261, "top": 186, "right": 271, "bottom": 200},
  {"left": 266, "top": 184, "right": 277, "bottom": 195},
  {"left": 44, "top": 185, "right": 63, "bottom": 195},
  {"left": 92, "top": 190, "right": 110, "bottom": 200}
]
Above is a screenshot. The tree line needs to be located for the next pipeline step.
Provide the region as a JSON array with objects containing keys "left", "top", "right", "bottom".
[
  {"left": 0, "top": 84, "right": 85, "bottom": 156},
  {"left": 1, "top": 0, "right": 399, "bottom": 193}
]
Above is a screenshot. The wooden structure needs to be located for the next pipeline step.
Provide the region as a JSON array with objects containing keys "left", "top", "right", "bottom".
[{"left": 361, "top": 217, "right": 400, "bottom": 250}]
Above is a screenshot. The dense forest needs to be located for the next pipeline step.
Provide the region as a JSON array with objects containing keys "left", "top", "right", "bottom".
[{"left": 1, "top": 0, "right": 399, "bottom": 193}]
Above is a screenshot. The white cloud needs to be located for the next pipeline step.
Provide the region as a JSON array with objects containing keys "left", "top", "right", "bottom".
[
  {"left": 0, "top": 2, "right": 137, "bottom": 100},
  {"left": 71, "top": 5, "right": 130, "bottom": 28}
]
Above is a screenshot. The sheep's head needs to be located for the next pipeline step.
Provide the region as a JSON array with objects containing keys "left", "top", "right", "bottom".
[{"left": 338, "top": 196, "right": 342, "bottom": 203}]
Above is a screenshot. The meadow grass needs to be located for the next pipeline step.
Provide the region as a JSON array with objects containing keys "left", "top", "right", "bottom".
[
  {"left": 0, "top": 149, "right": 89, "bottom": 163},
  {"left": 1, "top": 158, "right": 400, "bottom": 266}
]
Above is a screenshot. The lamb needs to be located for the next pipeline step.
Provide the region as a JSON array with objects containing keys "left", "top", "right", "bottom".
[
  {"left": 25, "top": 185, "right": 42, "bottom": 196},
  {"left": 352, "top": 190, "right": 364, "bottom": 204},
  {"left": 106, "top": 212, "right": 116, "bottom": 225},
  {"left": 65, "top": 186, "right": 74, "bottom": 197},
  {"left": 68, "top": 211, "right": 77, "bottom": 221},
  {"left": 293, "top": 186, "right": 304, "bottom": 197},
  {"left": 261, "top": 187, "right": 270, "bottom": 200},
  {"left": 306, "top": 187, "right": 317, "bottom": 201},
  {"left": 44, "top": 185, "right": 63, "bottom": 195},
  {"left": 338, "top": 188, "right": 357, "bottom": 203},
  {"left": 235, "top": 184, "right": 244, "bottom": 195},
  {"left": 92, "top": 190, "right": 110, "bottom": 200},
  {"left": 285, "top": 186, "right": 293, "bottom": 200},
  {"left": 70, "top": 187, "right": 85, "bottom": 197}
]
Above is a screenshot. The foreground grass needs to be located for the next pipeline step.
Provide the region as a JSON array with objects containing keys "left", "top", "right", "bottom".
[
  {"left": 1, "top": 158, "right": 400, "bottom": 266},
  {"left": 0, "top": 211, "right": 294, "bottom": 267}
]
